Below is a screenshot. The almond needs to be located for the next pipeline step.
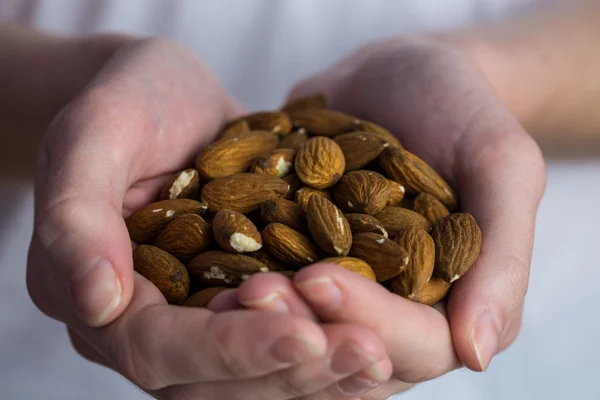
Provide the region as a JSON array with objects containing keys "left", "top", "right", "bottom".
[
  {"left": 126, "top": 199, "right": 208, "bottom": 243},
  {"left": 158, "top": 168, "right": 201, "bottom": 201},
  {"left": 295, "top": 136, "right": 345, "bottom": 189},
  {"left": 355, "top": 120, "right": 403, "bottom": 148},
  {"left": 153, "top": 214, "right": 211, "bottom": 260},
  {"left": 333, "top": 170, "right": 391, "bottom": 215},
  {"left": 201, "top": 173, "right": 288, "bottom": 213},
  {"left": 233, "top": 111, "right": 293, "bottom": 135},
  {"left": 212, "top": 210, "right": 262, "bottom": 253},
  {"left": 250, "top": 148, "right": 296, "bottom": 177},
  {"left": 349, "top": 233, "right": 409, "bottom": 282},
  {"left": 133, "top": 245, "right": 190, "bottom": 304},
  {"left": 248, "top": 248, "right": 288, "bottom": 271},
  {"left": 411, "top": 277, "right": 452, "bottom": 306},
  {"left": 334, "top": 131, "right": 389, "bottom": 171},
  {"left": 390, "top": 227, "right": 435, "bottom": 299},
  {"left": 188, "top": 251, "right": 270, "bottom": 286},
  {"left": 295, "top": 186, "right": 332, "bottom": 212},
  {"left": 262, "top": 222, "right": 321, "bottom": 267},
  {"left": 431, "top": 213, "right": 482, "bottom": 282},
  {"left": 260, "top": 198, "right": 308, "bottom": 235},
  {"left": 307, "top": 195, "right": 352, "bottom": 256},
  {"left": 220, "top": 119, "right": 250, "bottom": 140},
  {"left": 290, "top": 108, "right": 359, "bottom": 136},
  {"left": 277, "top": 270, "right": 298, "bottom": 280},
  {"left": 279, "top": 129, "right": 309, "bottom": 150},
  {"left": 282, "top": 173, "right": 303, "bottom": 200},
  {"left": 379, "top": 147, "right": 457, "bottom": 210},
  {"left": 386, "top": 179, "right": 406, "bottom": 206},
  {"left": 281, "top": 93, "right": 327, "bottom": 113},
  {"left": 413, "top": 192, "right": 450, "bottom": 225},
  {"left": 345, "top": 213, "right": 388, "bottom": 238},
  {"left": 321, "top": 257, "right": 376, "bottom": 281},
  {"left": 375, "top": 206, "right": 432, "bottom": 235},
  {"left": 183, "top": 287, "right": 228, "bottom": 308},
  {"left": 195, "top": 131, "right": 279, "bottom": 179}
]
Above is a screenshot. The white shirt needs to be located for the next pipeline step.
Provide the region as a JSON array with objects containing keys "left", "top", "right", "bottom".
[{"left": 2, "top": 1, "right": 599, "bottom": 400}]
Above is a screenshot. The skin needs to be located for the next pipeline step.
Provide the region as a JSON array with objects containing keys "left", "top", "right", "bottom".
[{"left": 0, "top": 0, "right": 596, "bottom": 398}]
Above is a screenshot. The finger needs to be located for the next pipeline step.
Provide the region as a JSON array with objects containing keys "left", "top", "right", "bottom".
[
  {"left": 73, "top": 273, "right": 328, "bottom": 390},
  {"left": 293, "top": 264, "right": 461, "bottom": 383},
  {"left": 67, "top": 326, "right": 111, "bottom": 369},
  {"left": 163, "top": 323, "right": 392, "bottom": 400},
  {"left": 237, "top": 272, "right": 319, "bottom": 320},
  {"left": 206, "top": 288, "right": 241, "bottom": 312}
]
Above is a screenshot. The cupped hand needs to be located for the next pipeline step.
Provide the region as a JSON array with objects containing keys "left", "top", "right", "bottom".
[
  {"left": 26, "top": 38, "right": 392, "bottom": 399},
  {"left": 237, "top": 36, "right": 547, "bottom": 398}
]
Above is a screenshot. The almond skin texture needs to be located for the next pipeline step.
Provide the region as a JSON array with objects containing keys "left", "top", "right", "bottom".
[
  {"left": 333, "top": 170, "right": 391, "bottom": 215},
  {"left": 379, "top": 147, "right": 457, "bottom": 210},
  {"left": 126, "top": 199, "right": 208, "bottom": 244},
  {"left": 133, "top": 245, "right": 190, "bottom": 304},
  {"left": 307, "top": 195, "right": 352, "bottom": 256},
  {"left": 195, "top": 131, "right": 279, "bottom": 179},
  {"left": 411, "top": 277, "right": 452, "bottom": 306},
  {"left": 188, "top": 251, "right": 270, "bottom": 286},
  {"left": 334, "top": 131, "right": 390, "bottom": 171},
  {"left": 375, "top": 206, "right": 432, "bottom": 235},
  {"left": 295, "top": 186, "right": 332, "bottom": 212},
  {"left": 355, "top": 120, "right": 403, "bottom": 148},
  {"left": 153, "top": 214, "right": 211, "bottom": 261},
  {"left": 262, "top": 222, "right": 321, "bottom": 267},
  {"left": 390, "top": 227, "right": 435, "bottom": 299},
  {"left": 282, "top": 173, "right": 303, "bottom": 200},
  {"left": 212, "top": 210, "right": 262, "bottom": 253},
  {"left": 349, "top": 233, "right": 409, "bottom": 282},
  {"left": 235, "top": 111, "right": 293, "bottom": 135},
  {"left": 220, "top": 119, "right": 250, "bottom": 140},
  {"left": 201, "top": 173, "right": 289, "bottom": 214},
  {"left": 413, "top": 192, "right": 450, "bottom": 225},
  {"left": 295, "top": 136, "right": 346, "bottom": 189},
  {"left": 183, "top": 287, "right": 228, "bottom": 308},
  {"left": 158, "top": 168, "right": 201, "bottom": 201},
  {"left": 290, "top": 108, "right": 359, "bottom": 136},
  {"left": 281, "top": 93, "right": 327, "bottom": 113},
  {"left": 431, "top": 213, "right": 482, "bottom": 282},
  {"left": 386, "top": 179, "right": 406, "bottom": 206},
  {"left": 250, "top": 148, "right": 296, "bottom": 177},
  {"left": 321, "top": 257, "right": 376, "bottom": 281},
  {"left": 345, "top": 213, "right": 388, "bottom": 238},
  {"left": 279, "top": 130, "right": 309, "bottom": 150},
  {"left": 260, "top": 198, "right": 309, "bottom": 235}
]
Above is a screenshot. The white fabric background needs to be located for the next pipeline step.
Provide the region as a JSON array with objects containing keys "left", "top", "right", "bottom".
[{"left": 1, "top": 1, "right": 599, "bottom": 399}]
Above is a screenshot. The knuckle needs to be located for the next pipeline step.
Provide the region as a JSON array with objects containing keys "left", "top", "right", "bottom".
[
  {"left": 501, "top": 253, "right": 530, "bottom": 303},
  {"left": 205, "top": 314, "right": 251, "bottom": 379}
]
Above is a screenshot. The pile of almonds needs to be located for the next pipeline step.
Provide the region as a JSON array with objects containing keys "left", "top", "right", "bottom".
[{"left": 126, "top": 93, "right": 482, "bottom": 309}]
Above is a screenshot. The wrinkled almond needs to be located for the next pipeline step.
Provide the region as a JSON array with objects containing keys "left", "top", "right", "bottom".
[
  {"left": 307, "top": 195, "right": 352, "bottom": 256},
  {"left": 375, "top": 206, "right": 432, "bottom": 235},
  {"left": 333, "top": 170, "right": 391, "bottom": 215},
  {"left": 355, "top": 120, "right": 403, "bottom": 148},
  {"left": 154, "top": 214, "right": 211, "bottom": 261},
  {"left": 295, "top": 186, "right": 332, "bottom": 212},
  {"left": 250, "top": 148, "right": 296, "bottom": 177},
  {"left": 295, "top": 136, "right": 345, "bottom": 189},
  {"left": 188, "top": 251, "right": 270, "bottom": 286},
  {"left": 386, "top": 179, "right": 406, "bottom": 206},
  {"left": 413, "top": 192, "right": 450, "bottom": 225},
  {"left": 281, "top": 93, "right": 327, "bottom": 113},
  {"left": 334, "top": 131, "right": 389, "bottom": 171},
  {"left": 158, "top": 168, "right": 201, "bottom": 201},
  {"left": 212, "top": 210, "right": 262, "bottom": 253},
  {"left": 219, "top": 119, "right": 251, "bottom": 140},
  {"left": 262, "top": 222, "right": 321, "bottom": 267},
  {"left": 261, "top": 198, "right": 308, "bottom": 235},
  {"left": 345, "top": 213, "right": 388, "bottom": 238},
  {"left": 411, "top": 277, "right": 452, "bottom": 306},
  {"left": 290, "top": 108, "right": 359, "bottom": 136},
  {"left": 349, "top": 233, "right": 409, "bottom": 282},
  {"left": 230, "top": 111, "right": 292, "bottom": 135},
  {"left": 321, "top": 257, "right": 376, "bottom": 281},
  {"left": 390, "top": 227, "right": 435, "bottom": 299}
]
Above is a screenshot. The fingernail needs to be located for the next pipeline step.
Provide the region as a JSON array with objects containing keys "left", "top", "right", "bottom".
[
  {"left": 471, "top": 309, "right": 503, "bottom": 371},
  {"left": 239, "top": 292, "right": 289, "bottom": 313},
  {"left": 330, "top": 342, "right": 379, "bottom": 374},
  {"left": 337, "top": 369, "right": 384, "bottom": 395},
  {"left": 70, "top": 259, "right": 121, "bottom": 326},
  {"left": 295, "top": 276, "right": 342, "bottom": 310},
  {"left": 270, "top": 334, "right": 326, "bottom": 364}
]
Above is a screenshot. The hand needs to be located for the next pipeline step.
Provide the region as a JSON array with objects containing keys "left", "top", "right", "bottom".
[
  {"left": 235, "top": 36, "right": 546, "bottom": 398},
  {"left": 26, "top": 38, "right": 393, "bottom": 399}
]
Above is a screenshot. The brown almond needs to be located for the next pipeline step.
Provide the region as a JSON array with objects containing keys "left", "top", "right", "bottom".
[
  {"left": 133, "top": 245, "right": 189, "bottom": 304},
  {"left": 390, "top": 227, "right": 435, "bottom": 299},
  {"left": 126, "top": 199, "right": 208, "bottom": 244},
  {"left": 295, "top": 136, "right": 345, "bottom": 189},
  {"left": 281, "top": 93, "right": 327, "bottom": 113},
  {"left": 333, "top": 170, "right": 391, "bottom": 215},
  {"left": 349, "top": 233, "right": 409, "bottom": 282},
  {"left": 220, "top": 119, "right": 251, "bottom": 140},
  {"left": 279, "top": 129, "right": 309, "bottom": 150},
  {"left": 282, "top": 173, "right": 303, "bottom": 200},
  {"left": 153, "top": 214, "right": 211, "bottom": 261},
  {"left": 250, "top": 148, "right": 296, "bottom": 177},
  {"left": 411, "top": 277, "right": 452, "bottom": 306},
  {"left": 307, "top": 195, "right": 352, "bottom": 256},
  {"left": 212, "top": 210, "right": 262, "bottom": 253},
  {"left": 379, "top": 147, "right": 457, "bottom": 210},
  {"left": 375, "top": 206, "right": 432, "bottom": 235},
  {"left": 431, "top": 213, "right": 482, "bottom": 282},
  {"left": 158, "top": 168, "right": 201, "bottom": 201},
  {"left": 262, "top": 222, "right": 321, "bottom": 267},
  {"left": 413, "top": 192, "right": 450, "bottom": 225},
  {"left": 229, "top": 111, "right": 292, "bottom": 135},
  {"left": 321, "top": 257, "right": 376, "bottom": 281},
  {"left": 290, "top": 108, "right": 359, "bottom": 136},
  {"left": 295, "top": 186, "right": 332, "bottom": 212},
  {"left": 345, "top": 213, "right": 388, "bottom": 238},
  {"left": 188, "top": 251, "right": 270, "bottom": 286},
  {"left": 248, "top": 248, "right": 288, "bottom": 271},
  {"left": 195, "top": 131, "right": 279, "bottom": 180},
  {"left": 386, "top": 179, "right": 406, "bottom": 206},
  {"left": 355, "top": 120, "right": 403, "bottom": 148},
  {"left": 334, "top": 131, "right": 389, "bottom": 171},
  {"left": 183, "top": 287, "right": 228, "bottom": 308},
  {"left": 260, "top": 198, "right": 308, "bottom": 235},
  {"left": 201, "top": 173, "right": 288, "bottom": 214}
]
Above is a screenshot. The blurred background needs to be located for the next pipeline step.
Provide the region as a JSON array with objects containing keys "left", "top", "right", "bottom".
[{"left": 1, "top": 1, "right": 599, "bottom": 399}]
